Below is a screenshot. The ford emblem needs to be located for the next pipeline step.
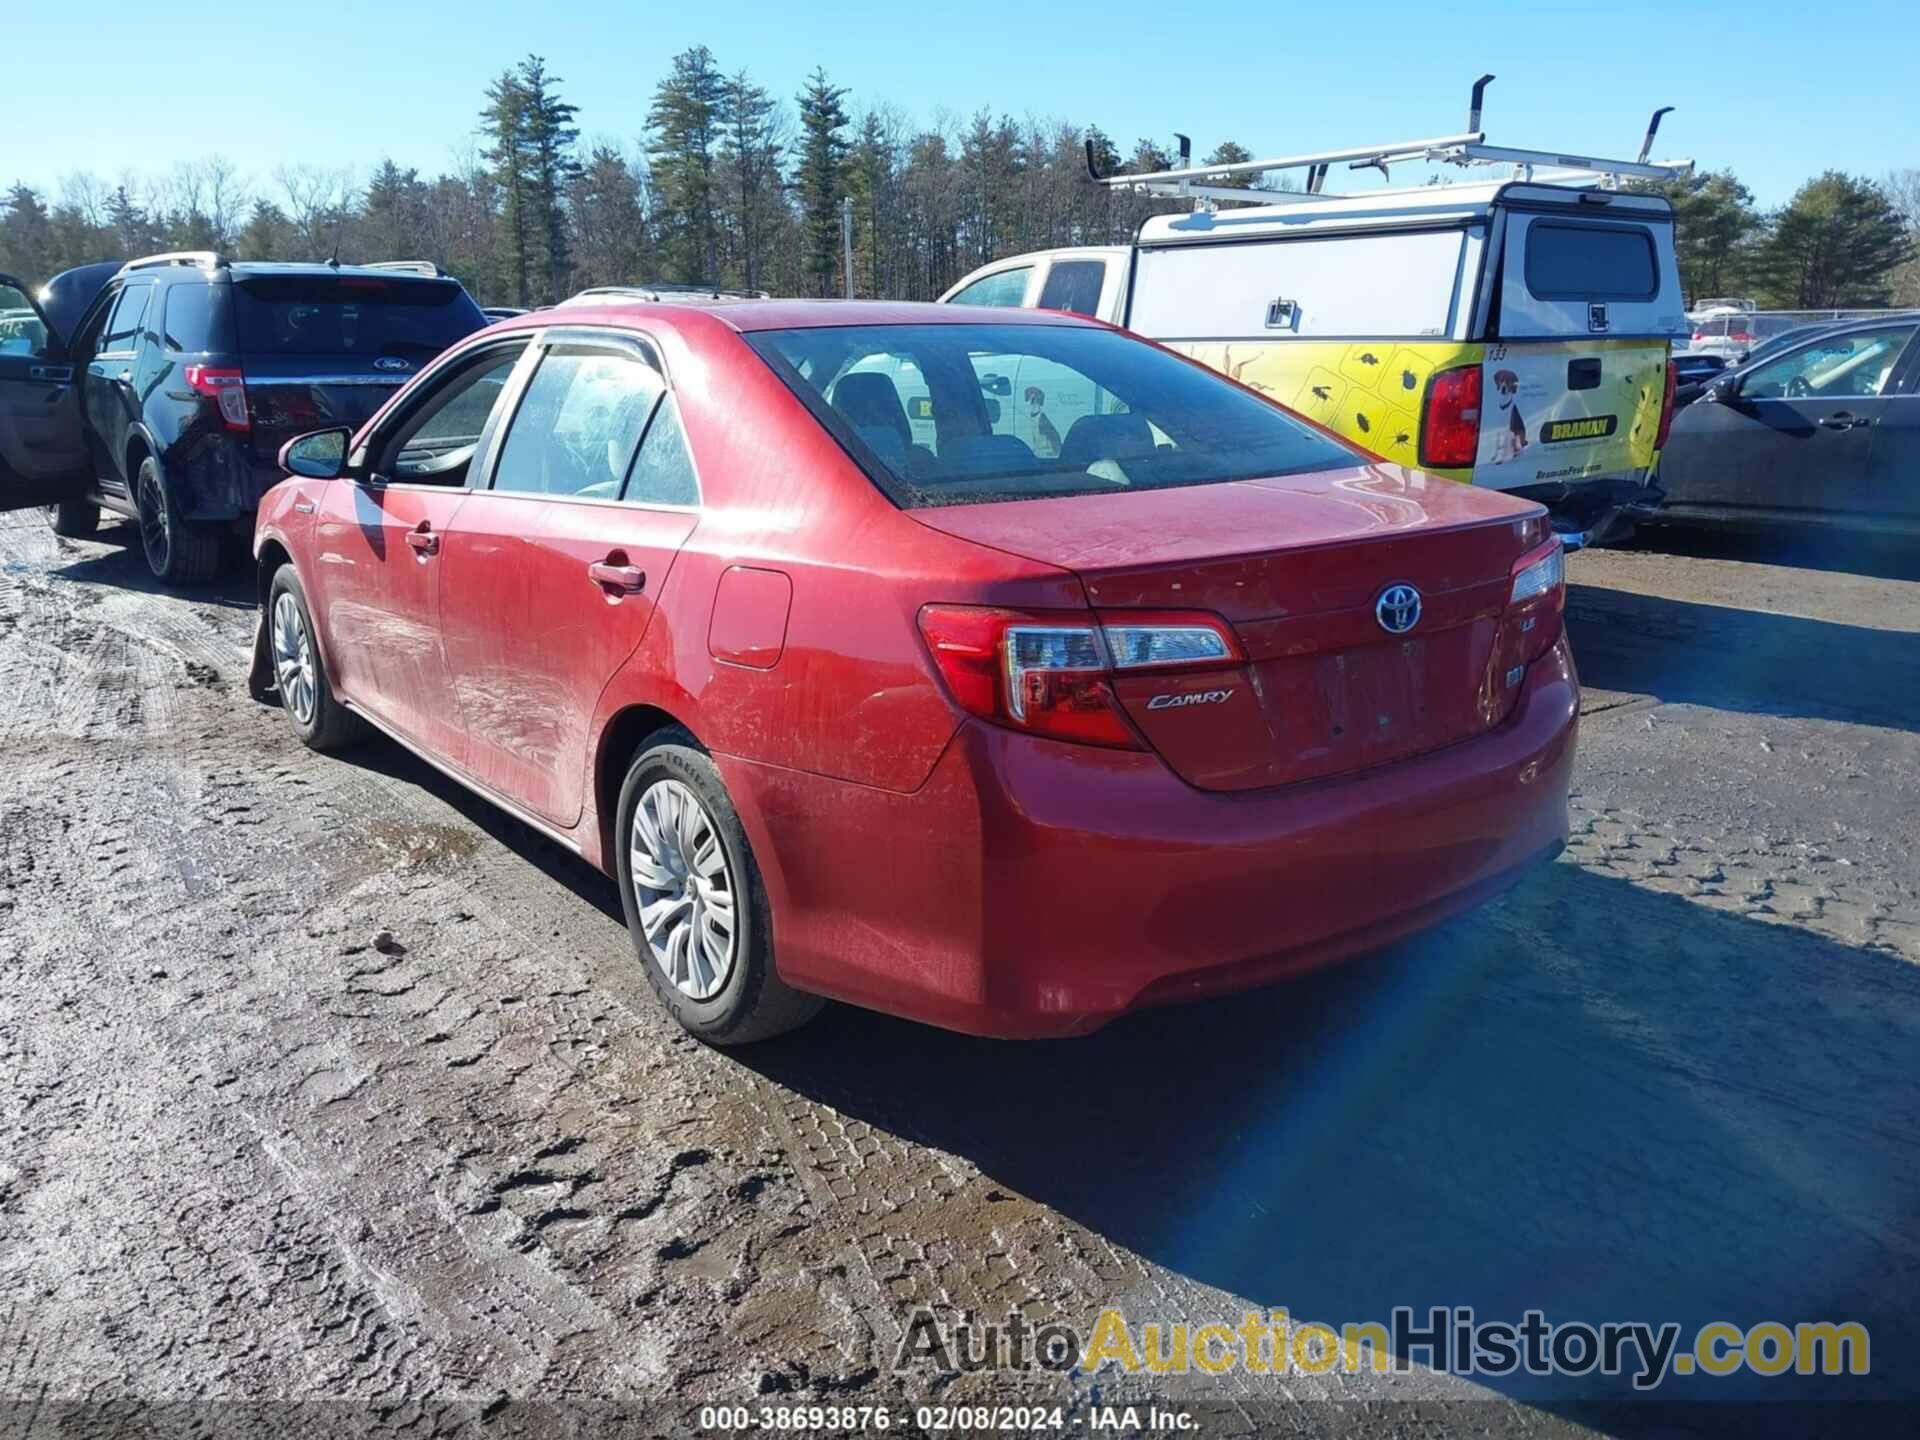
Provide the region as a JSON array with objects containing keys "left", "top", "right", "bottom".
[{"left": 373, "top": 356, "right": 412, "bottom": 372}]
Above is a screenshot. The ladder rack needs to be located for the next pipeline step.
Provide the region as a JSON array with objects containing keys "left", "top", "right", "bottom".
[{"left": 1086, "top": 77, "right": 1693, "bottom": 208}]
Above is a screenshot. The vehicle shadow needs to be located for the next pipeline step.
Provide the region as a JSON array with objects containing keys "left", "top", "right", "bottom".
[
  {"left": 742, "top": 858, "right": 1920, "bottom": 1411},
  {"left": 1629, "top": 525, "right": 1920, "bottom": 583},
  {"left": 44, "top": 518, "right": 257, "bottom": 610},
  {"left": 1566, "top": 583, "right": 1920, "bottom": 731}
]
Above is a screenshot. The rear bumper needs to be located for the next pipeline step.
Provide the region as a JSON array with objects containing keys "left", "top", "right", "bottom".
[
  {"left": 173, "top": 443, "right": 281, "bottom": 524},
  {"left": 1497, "top": 472, "right": 1663, "bottom": 548},
  {"left": 725, "top": 633, "right": 1579, "bottom": 1038}
]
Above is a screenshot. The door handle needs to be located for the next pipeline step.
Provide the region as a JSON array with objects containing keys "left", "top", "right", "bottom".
[
  {"left": 405, "top": 524, "right": 438, "bottom": 555},
  {"left": 587, "top": 561, "right": 646, "bottom": 593},
  {"left": 1815, "top": 416, "right": 1856, "bottom": 430}
]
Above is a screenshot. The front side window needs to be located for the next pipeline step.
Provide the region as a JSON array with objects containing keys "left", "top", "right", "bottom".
[
  {"left": 1525, "top": 222, "right": 1658, "bottom": 301},
  {"left": 0, "top": 281, "right": 50, "bottom": 357},
  {"left": 1741, "top": 327, "right": 1916, "bottom": 401},
  {"left": 491, "top": 344, "right": 665, "bottom": 499},
  {"left": 946, "top": 267, "right": 1033, "bottom": 309},
  {"left": 380, "top": 342, "right": 530, "bottom": 485},
  {"left": 749, "top": 322, "right": 1355, "bottom": 508},
  {"left": 99, "top": 284, "right": 153, "bottom": 355}
]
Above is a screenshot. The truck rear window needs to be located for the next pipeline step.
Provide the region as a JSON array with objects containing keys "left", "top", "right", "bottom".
[
  {"left": 232, "top": 276, "right": 483, "bottom": 358},
  {"left": 1524, "top": 223, "right": 1658, "bottom": 301}
]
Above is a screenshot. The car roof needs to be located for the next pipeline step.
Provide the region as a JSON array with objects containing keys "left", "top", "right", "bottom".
[{"left": 484, "top": 298, "right": 1103, "bottom": 335}]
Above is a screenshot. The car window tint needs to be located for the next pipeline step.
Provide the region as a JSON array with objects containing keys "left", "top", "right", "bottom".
[
  {"left": 492, "top": 345, "right": 664, "bottom": 499},
  {"left": 1036, "top": 261, "right": 1106, "bottom": 317},
  {"left": 0, "top": 281, "right": 51, "bottom": 357},
  {"left": 100, "top": 285, "right": 152, "bottom": 354},
  {"left": 232, "top": 275, "right": 483, "bottom": 358},
  {"left": 385, "top": 344, "right": 529, "bottom": 482},
  {"left": 1525, "top": 223, "right": 1658, "bottom": 300},
  {"left": 161, "top": 283, "right": 219, "bottom": 352},
  {"left": 947, "top": 267, "right": 1032, "bottom": 308},
  {"left": 751, "top": 322, "right": 1354, "bottom": 508},
  {"left": 1742, "top": 328, "right": 1917, "bottom": 401},
  {"left": 622, "top": 398, "right": 700, "bottom": 506}
]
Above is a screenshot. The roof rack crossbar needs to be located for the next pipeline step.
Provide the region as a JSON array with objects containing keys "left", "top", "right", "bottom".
[
  {"left": 1089, "top": 76, "right": 1692, "bottom": 210},
  {"left": 362, "top": 260, "right": 448, "bottom": 277},
  {"left": 123, "top": 250, "right": 229, "bottom": 272}
]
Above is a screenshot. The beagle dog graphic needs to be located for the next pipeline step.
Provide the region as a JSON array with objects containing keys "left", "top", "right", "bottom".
[{"left": 1488, "top": 368, "right": 1528, "bottom": 464}]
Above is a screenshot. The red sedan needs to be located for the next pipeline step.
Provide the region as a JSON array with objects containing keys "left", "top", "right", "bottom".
[{"left": 251, "top": 300, "right": 1576, "bottom": 1042}]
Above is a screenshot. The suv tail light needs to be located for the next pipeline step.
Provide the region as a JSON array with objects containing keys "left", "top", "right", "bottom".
[
  {"left": 1654, "top": 359, "right": 1678, "bottom": 450},
  {"left": 1420, "top": 363, "right": 1481, "bottom": 469},
  {"left": 184, "top": 365, "right": 250, "bottom": 432},
  {"left": 1506, "top": 538, "right": 1567, "bottom": 667},
  {"left": 917, "top": 605, "right": 1242, "bottom": 749}
]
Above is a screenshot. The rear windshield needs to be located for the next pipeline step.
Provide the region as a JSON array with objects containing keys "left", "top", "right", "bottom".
[
  {"left": 232, "top": 275, "right": 483, "bottom": 358},
  {"left": 1525, "top": 223, "right": 1658, "bottom": 301},
  {"left": 747, "top": 322, "right": 1356, "bottom": 508}
]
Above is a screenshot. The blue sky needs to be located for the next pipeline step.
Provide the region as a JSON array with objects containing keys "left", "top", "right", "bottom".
[{"left": 5, "top": 0, "right": 1916, "bottom": 209}]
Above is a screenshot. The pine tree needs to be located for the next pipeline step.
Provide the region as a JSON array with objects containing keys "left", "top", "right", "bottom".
[
  {"left": 1758, "top": 172, "right": 1915, "bottom": 308},
  {"left": 717, "top": 70, "right": 782, "bottom": 293},
  {"left": 648, "top": 46, "right": 726, "bottom": 284},
  {"left": 516, "top": 56, "right": 581, "bottom": 302},
  {"left": 570, "top": 144, "right": 649, "bottom": 288},
  {"left": 1203, "top": 141, "right": 1255, "bottom": 189},
  {"left": 794, "top": 68, "right": 849, "bottom": 296},
  {"left": 481, "top": 67, "right": 533, "bottom": 305}
]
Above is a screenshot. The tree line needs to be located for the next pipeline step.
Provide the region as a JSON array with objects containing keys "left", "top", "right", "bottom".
[{"left": 1, "top": 50, "right": 1913, "bottom": 312}]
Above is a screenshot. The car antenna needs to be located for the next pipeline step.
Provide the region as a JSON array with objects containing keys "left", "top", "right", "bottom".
[{"left": 324, "top": 215, "right": 345, "bottom": 270}]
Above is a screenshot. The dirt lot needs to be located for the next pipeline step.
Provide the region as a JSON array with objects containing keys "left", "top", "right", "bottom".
[{"left": 2, "top": 512, "right": 1917, "bottom": 1437}]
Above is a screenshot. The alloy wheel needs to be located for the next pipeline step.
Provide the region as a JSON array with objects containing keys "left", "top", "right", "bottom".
[
  {"left": 136, "top": 463, "right": 170, "bottom": 575},
  {"left": 630, "top": 778, "right": 737, "bottom": 1000},
  {"left": 271, "top": 591, "right": 317, "bottom": 725}
]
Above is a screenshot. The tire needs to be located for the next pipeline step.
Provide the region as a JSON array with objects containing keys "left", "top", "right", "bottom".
[
  {"left": 46, "top": 498, "right": 100, "bottom": 538},
  {"left": 134, "top": 455, "right": 221, "bottom": 585},
  {"left": 614, "top": 728, "right": 822, "bottom": 1044},
  {"left": 266, "top": 563, "right": 365, "bottom": 752}
]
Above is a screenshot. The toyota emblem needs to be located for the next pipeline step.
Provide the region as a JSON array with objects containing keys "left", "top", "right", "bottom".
[{"left": 1375, "top": 584, "right": 1422, "bottom": 635}]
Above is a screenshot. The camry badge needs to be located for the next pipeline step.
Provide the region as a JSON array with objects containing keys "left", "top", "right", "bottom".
[
  {"left": 1146, "top": 689, "right": 1235, "bottom": 711},
  {"left": 1375, "top": 584, "right": 1422, "bottom": 635}
]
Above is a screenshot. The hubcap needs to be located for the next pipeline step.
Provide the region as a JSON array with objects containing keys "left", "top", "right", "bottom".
[
  {"left": 137, "top": 465, "right": 169, "bottom": 573},
  {"left": 630, "top": 778, "right": 737, "bottom": 1000},
  {"left": 271, "top": 591, "right": 317, "bottom": 725}
]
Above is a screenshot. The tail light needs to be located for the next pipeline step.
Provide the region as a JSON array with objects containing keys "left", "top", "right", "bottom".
[
  {"left": 917, "top": 605, "right": 1242, "bottom": 749},
  {"left": 1506, "top": 538, "right": 1566, "bottom": 667},
  {"left": 184, "top": 365, "right": 250, "bottom": 432},
  {"left": 1420, "top": 363, "right": 1481, "bottom": 469},
  {"left": 1655, "top": 359, "right": 1678, "bottom": 450}
]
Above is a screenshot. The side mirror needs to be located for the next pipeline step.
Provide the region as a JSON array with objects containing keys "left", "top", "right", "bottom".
[
  {"left": 1703, "top": 374, "right": 1739, "bottom": 403},
  {"left": 279, "top": 426, "right": 352, "bottom": 479}
]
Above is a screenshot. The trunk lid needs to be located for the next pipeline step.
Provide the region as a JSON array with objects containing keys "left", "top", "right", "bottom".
[{"left": 911, "top": 467, "right": 1550, "bottom": 791}]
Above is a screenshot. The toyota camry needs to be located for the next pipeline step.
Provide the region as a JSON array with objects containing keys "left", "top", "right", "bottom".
[{"left": 251, "top": 299, "right": 1577, "bottom": 1042}]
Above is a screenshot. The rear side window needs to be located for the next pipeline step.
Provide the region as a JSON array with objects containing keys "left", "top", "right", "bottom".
[
  {"left": 622, "top": 399, "right": 700, "bottom": 506},
  {"left": 1525, "top": 223, "right": 1658, "bottom": 300},
  {"left": 99, "top": 284, "right": 152, "bottom": 354},
  {"left": 161, "top": 283, "right": 224, "bottom": 352},
  {"left": 232, "top": 275, "right": 484, "bottom": 358},
  {"left": 1037, "top": 261, "right": 1106, "bottom": 317},
  {"left": 492, "top": 344, "right": 665, "bottom": 499},
  {"left": 947, "top": 268, "right": 1032, "bottom": 308}
]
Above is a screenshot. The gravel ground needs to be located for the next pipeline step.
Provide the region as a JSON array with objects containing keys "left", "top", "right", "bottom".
[{"left": 1, "top": 511, "right": 1916, "bottom": 1438}]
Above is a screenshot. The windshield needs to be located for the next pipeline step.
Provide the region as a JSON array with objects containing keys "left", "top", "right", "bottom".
[
  {"left": 232, "top": 275, "right": 483, "bottom": 358},
  {"left": 746, "top": 322, "right": 1356, "bottom": 508}
]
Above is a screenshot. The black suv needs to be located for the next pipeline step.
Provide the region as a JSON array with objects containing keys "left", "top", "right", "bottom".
[{"left": 0, "top": 254, "right": 487, "bottom": 582}]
